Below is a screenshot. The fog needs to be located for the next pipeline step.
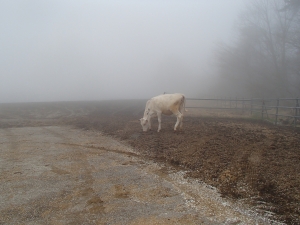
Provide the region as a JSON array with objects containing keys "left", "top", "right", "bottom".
[{"left": 0, "top": 1, "right": 245, "bottom": 103}]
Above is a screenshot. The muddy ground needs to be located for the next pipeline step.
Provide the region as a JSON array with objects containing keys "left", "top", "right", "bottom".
[{"left": 0, "top": 100, "right": 299, "bottom": 224}]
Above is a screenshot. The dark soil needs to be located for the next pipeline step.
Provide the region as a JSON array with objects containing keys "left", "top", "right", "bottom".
[{"left": 1, "top": 100, "right": 300, "bottom": 224}]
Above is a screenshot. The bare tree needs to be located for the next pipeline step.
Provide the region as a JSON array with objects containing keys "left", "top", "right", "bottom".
[
  {"left": 281, "top": 0, "right": 300, "bottom": 12},
  {"left": 215, "top": 0, "right": 300, "bottom": 97}
]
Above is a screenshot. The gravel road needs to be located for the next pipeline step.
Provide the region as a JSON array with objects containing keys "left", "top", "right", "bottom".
[{"left": 0, "top": 125, "right": 278, "bottom": 224}]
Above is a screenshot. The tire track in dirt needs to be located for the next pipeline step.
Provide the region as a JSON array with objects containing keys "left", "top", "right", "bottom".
[
  {"left": 0, "top": 127, "right": 104, "bottom": 224},
  {"left": 59, "top": 143, "right": 140, "bottom": 158},
  {"left": 40, "top": 126, "right": 106, "bottom": 224},
  {"left": 0, "top": 129, "right": 20, "bottom": 182}
]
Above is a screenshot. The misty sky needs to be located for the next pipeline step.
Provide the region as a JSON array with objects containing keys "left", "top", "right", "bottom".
[{"left": 1, "top": 1, "right": 245, "bottom": 103}]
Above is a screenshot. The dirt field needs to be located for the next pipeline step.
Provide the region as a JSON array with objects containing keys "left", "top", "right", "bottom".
[{"left": 1, "top": 100, "right": 299, "bottom": 224}]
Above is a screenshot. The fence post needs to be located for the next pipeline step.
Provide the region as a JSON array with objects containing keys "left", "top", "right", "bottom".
[
  {"left": 295, "top": 98, "right": 299, "bottom": 127},
  {"left": 275, "top": 98, "right": 279, "bottom": 125}
]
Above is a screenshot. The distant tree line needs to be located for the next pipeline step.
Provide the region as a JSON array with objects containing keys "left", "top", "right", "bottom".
[{"left": 215, "top": 0, "right": 300, "bottom": 97}]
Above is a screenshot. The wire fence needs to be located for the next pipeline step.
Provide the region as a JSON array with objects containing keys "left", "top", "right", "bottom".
[{"left": 186, "top": 98, "right": 300, "bottom": 127}]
